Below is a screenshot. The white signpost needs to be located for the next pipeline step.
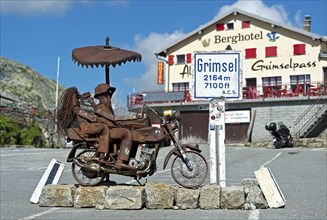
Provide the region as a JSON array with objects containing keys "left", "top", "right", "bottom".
[
  {"left": 209, "top": 99, "right": 226, "bottom": 186},
  {"left": 194, "top": 52, "right": 241, "bottom": 187},
  {"left": 194, "top": 52, "right": 241, "bottom": 99}
]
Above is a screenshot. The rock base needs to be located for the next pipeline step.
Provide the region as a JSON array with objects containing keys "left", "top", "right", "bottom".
[{"left": 38, "top": 179, "right": 277, "bottom": 210}]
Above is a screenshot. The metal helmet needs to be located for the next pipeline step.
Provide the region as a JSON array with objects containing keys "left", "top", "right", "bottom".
[{"left": 94, "top": 83, "right": 116, "bottom": 98}]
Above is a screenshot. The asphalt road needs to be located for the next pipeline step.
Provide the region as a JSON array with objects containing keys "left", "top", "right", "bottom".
[{"left": 0, "top": 145, "right": 326, "bottom": 220}]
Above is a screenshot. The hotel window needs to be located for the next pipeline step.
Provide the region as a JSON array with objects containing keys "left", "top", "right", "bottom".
[
  {"left": 216, "top": 23, "right": 225, "bottom": 31},
  {"left": 226, "top": 22, "right": 234, "bottom": 30},
  {"left": 173, "top": 82, "right": 189, "bottom": 92},
  {"left": 176, "top": 54, "right": 185, "bottom": 64},
  {"left": 242, "top": 21, "right": 250, "bottom": 28},
  {"left": 290, "top": 75, "right": 311, "bottom": 94},
  {"left": 245, "top": 48, "right": 257, "bottom": 59},
  {"left": 266, "top": 46, "right": 277, "bottom": 57},
  {"left": 293, "top": 44, "right": 306, "bottom": 55},
  {"left": 262, "top": 76, "right": 282, "bottom": 93}
]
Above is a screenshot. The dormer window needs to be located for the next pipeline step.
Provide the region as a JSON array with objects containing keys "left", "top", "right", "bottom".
[
  {"left": 227, "top": 23, "right": 234, "bottom": 30},
  {"left": 176, "top": 54, "right": 185, "bottom": 64}
]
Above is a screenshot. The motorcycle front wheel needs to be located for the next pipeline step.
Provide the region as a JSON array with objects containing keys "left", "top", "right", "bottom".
[
  {"left": 72, "top": 149, "right": 106, "bottom": 186},
  {"left": 171, "top": 151, "right": 208, "bottom": 189},
  {"left": 287, "top": 135, "right": 294, "bottom": 148}
]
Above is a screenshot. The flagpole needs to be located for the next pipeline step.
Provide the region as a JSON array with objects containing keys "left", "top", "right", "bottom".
[{"left": 55, "top": 57, "right": 60, "bottom": 134}]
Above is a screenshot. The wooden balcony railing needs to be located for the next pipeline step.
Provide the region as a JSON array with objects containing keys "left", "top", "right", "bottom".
[
  {"left": 128, "top": 81, "right": 326, "bottom": 109},
  {"left": 128, "top": 91, "right": 192, "bottom": 108}
]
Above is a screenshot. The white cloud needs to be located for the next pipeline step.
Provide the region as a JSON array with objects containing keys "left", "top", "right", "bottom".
[
  {"left": 124, "top": 31, "right": 186, "bottom": 91},
  {"left": 127, "top": 0, "right": 301, "bottom": 93},
  {"left": 0, "top": 0, "right": 73, "bottom": 16},
  {"left": 294, "top": 10, "right": 303, "bottom": 28},
  {"left": 215, "top": 0, "right": 293, "bottom": 26}
]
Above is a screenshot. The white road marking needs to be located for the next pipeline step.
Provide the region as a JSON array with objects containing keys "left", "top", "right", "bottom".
[
  {"left": 247, "top": 151, "right": 283, "bottom": 219},
  {"left": 248, "top": 209, "right": 260, "bottom": 220},
  {"left": 26, "top": 167, "right": 48, "bottom": 170},
  {"left": 0, "top": 152, "right": 61, "bottom": 157},
  {"left": 17, "top": 207, "right": 61, "bottom": 220},
  {"left": 260, "top": 152, "right": 282, "bottom": 168},
  {"left": 30, "top": 159, "right": 65, "bottom": 204}
]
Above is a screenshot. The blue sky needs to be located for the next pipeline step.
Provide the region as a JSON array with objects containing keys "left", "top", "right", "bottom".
[{"left": 1, "top": 0, "right": 326, "bottom": 108}]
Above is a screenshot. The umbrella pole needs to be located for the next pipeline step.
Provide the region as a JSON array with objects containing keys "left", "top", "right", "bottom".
[
  {"left": 105, "top": 63, "right": 111, "bottom": 183},
  {"left": 105, "top": 65, "right": 110, "bottom": 85}
]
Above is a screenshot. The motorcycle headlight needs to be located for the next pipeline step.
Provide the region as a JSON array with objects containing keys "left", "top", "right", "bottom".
[{"left": 169, "top": 120, "right": 179, "bottom": 133}]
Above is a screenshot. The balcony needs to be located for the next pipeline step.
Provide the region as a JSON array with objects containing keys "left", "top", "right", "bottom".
[
  {"left": 242, "top": 81, "right": 326, "bottom": 99},
  {"left": 127, "top": 90, "right": 192, "bottom": 109},
  {"left": 127, "top": 81, "right": 326, "bottom": 110}
]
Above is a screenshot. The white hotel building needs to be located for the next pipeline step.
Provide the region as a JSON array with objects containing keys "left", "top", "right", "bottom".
[{"left": 128, "top": 8, "right": 327, "bottom": 144}]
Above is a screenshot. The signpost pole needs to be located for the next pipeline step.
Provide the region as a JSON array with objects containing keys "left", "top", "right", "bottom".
[
  {"left": 209, "top": 106, "right": 217, "bottom": 184},
  {"left": 217, "top": 99, "right": 226, "bottom": 187},
  {"left": 215, "top": 124, "right": 219, "bottom": 184},
  {"left": 194, "top": 51, "right": 240, "bottom": 187},
  {"left": 209, "top": 98, "right": 226, "bottom": 186}
]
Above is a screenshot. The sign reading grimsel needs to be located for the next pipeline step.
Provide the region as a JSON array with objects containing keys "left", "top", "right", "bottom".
[{"left": 194, "top": 52, "right": 241, "bottom": 98}]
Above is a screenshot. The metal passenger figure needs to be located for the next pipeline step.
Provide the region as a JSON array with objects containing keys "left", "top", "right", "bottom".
[
  {"left": 93, "top": 83, "right": 133, "bottom": 170},
  {"left": 57, "top": 87, "right": 110, "bottom": 171}
]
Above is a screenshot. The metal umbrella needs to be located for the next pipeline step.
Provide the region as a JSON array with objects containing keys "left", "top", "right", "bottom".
[{"left": 72, "top": 37, "right": 142, "bottom": 85}]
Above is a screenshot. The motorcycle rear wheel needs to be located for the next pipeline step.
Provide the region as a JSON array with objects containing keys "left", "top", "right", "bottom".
[
  {"left": 72, "top": 149, "right": 106, "bottom": 186},
  {"left": 171, "top": 151, "right": 208, "bottom": 189},
  {"left": 274, "top": 141, "right": 283, "bottom": 149}
]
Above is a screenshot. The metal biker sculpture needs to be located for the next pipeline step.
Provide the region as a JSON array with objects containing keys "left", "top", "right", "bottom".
[
  {"left": 57, "top": 37, "right": 208, "bottom": 188},
  {"left": 57, "top": 85, "right": 208, "bottom": 189}
]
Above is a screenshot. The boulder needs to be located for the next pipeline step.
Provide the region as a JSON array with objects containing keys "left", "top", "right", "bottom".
[
  {"left": 175, "top": 187, "right": 200, "bottom": 209},
  {"left": 74, "top": 186, "right": 107, "bottom": 208},
  {"left": 199, "top": 184, "right": 221, "bottom": 209},
  {"left": 242, "top": 178, "right": 268, "bottom": 209},
  {"left": 144, "top": 182, "right": 175, "bottom": 209},
  {"left": 39, "top": 184, "right": 75, "bottom": 207},
  {"left": 221, "top": 186, "right": 245, "bottom": 209},
  {"left": 105, "top": 186, "right": 144, "bottom": 210}
]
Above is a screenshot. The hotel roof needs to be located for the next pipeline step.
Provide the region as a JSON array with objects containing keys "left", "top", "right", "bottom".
[{"left": 156, "top": 8, "right": 326, "bottom": 57}]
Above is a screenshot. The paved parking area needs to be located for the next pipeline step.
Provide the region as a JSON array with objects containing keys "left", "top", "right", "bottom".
[{"left": 1, "top": 145, "right": 326, "bottom": 220}]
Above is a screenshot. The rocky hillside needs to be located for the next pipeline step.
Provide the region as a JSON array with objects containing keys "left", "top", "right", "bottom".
[
  {"left": 0, "top": 56, "right": 65, "bottom": 110},
  {"left": 0, "top": 56, "right": 131, "bottom": 115}
]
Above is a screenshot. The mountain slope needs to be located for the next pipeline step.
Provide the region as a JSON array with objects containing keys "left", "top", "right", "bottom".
[
  {"left": 0, "top": 56, "right": 131, "bottom": 116},
  {"left": 0, "top": 56, "right": 65, "bottom": 110}
]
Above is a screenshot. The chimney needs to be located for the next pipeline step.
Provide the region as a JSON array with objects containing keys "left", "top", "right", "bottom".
[{"left": 304, "top": 15, "right": 311, "bottom": 32}]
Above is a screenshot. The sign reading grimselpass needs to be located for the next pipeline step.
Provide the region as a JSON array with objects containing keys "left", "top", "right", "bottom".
[{"left": 194, "top": 52, "right": 241, "bottom": 98}]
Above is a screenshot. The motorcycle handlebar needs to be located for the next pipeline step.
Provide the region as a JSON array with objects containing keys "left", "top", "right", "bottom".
[
  {"left": 142, "top": 104, "right": 180, "bottom": 128},
  {"left": 142, "top": 104, "right": 166, "bottom": 123}
]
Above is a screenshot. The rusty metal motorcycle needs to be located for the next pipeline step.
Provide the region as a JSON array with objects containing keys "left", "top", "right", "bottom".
[{"left": 66, "top": 104, "right": 208, "bottom": 189}]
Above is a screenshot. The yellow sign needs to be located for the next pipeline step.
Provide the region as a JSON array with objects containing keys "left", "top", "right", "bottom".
[{"left": 157, "top": 62, "right": 164, "bottom": 84}]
